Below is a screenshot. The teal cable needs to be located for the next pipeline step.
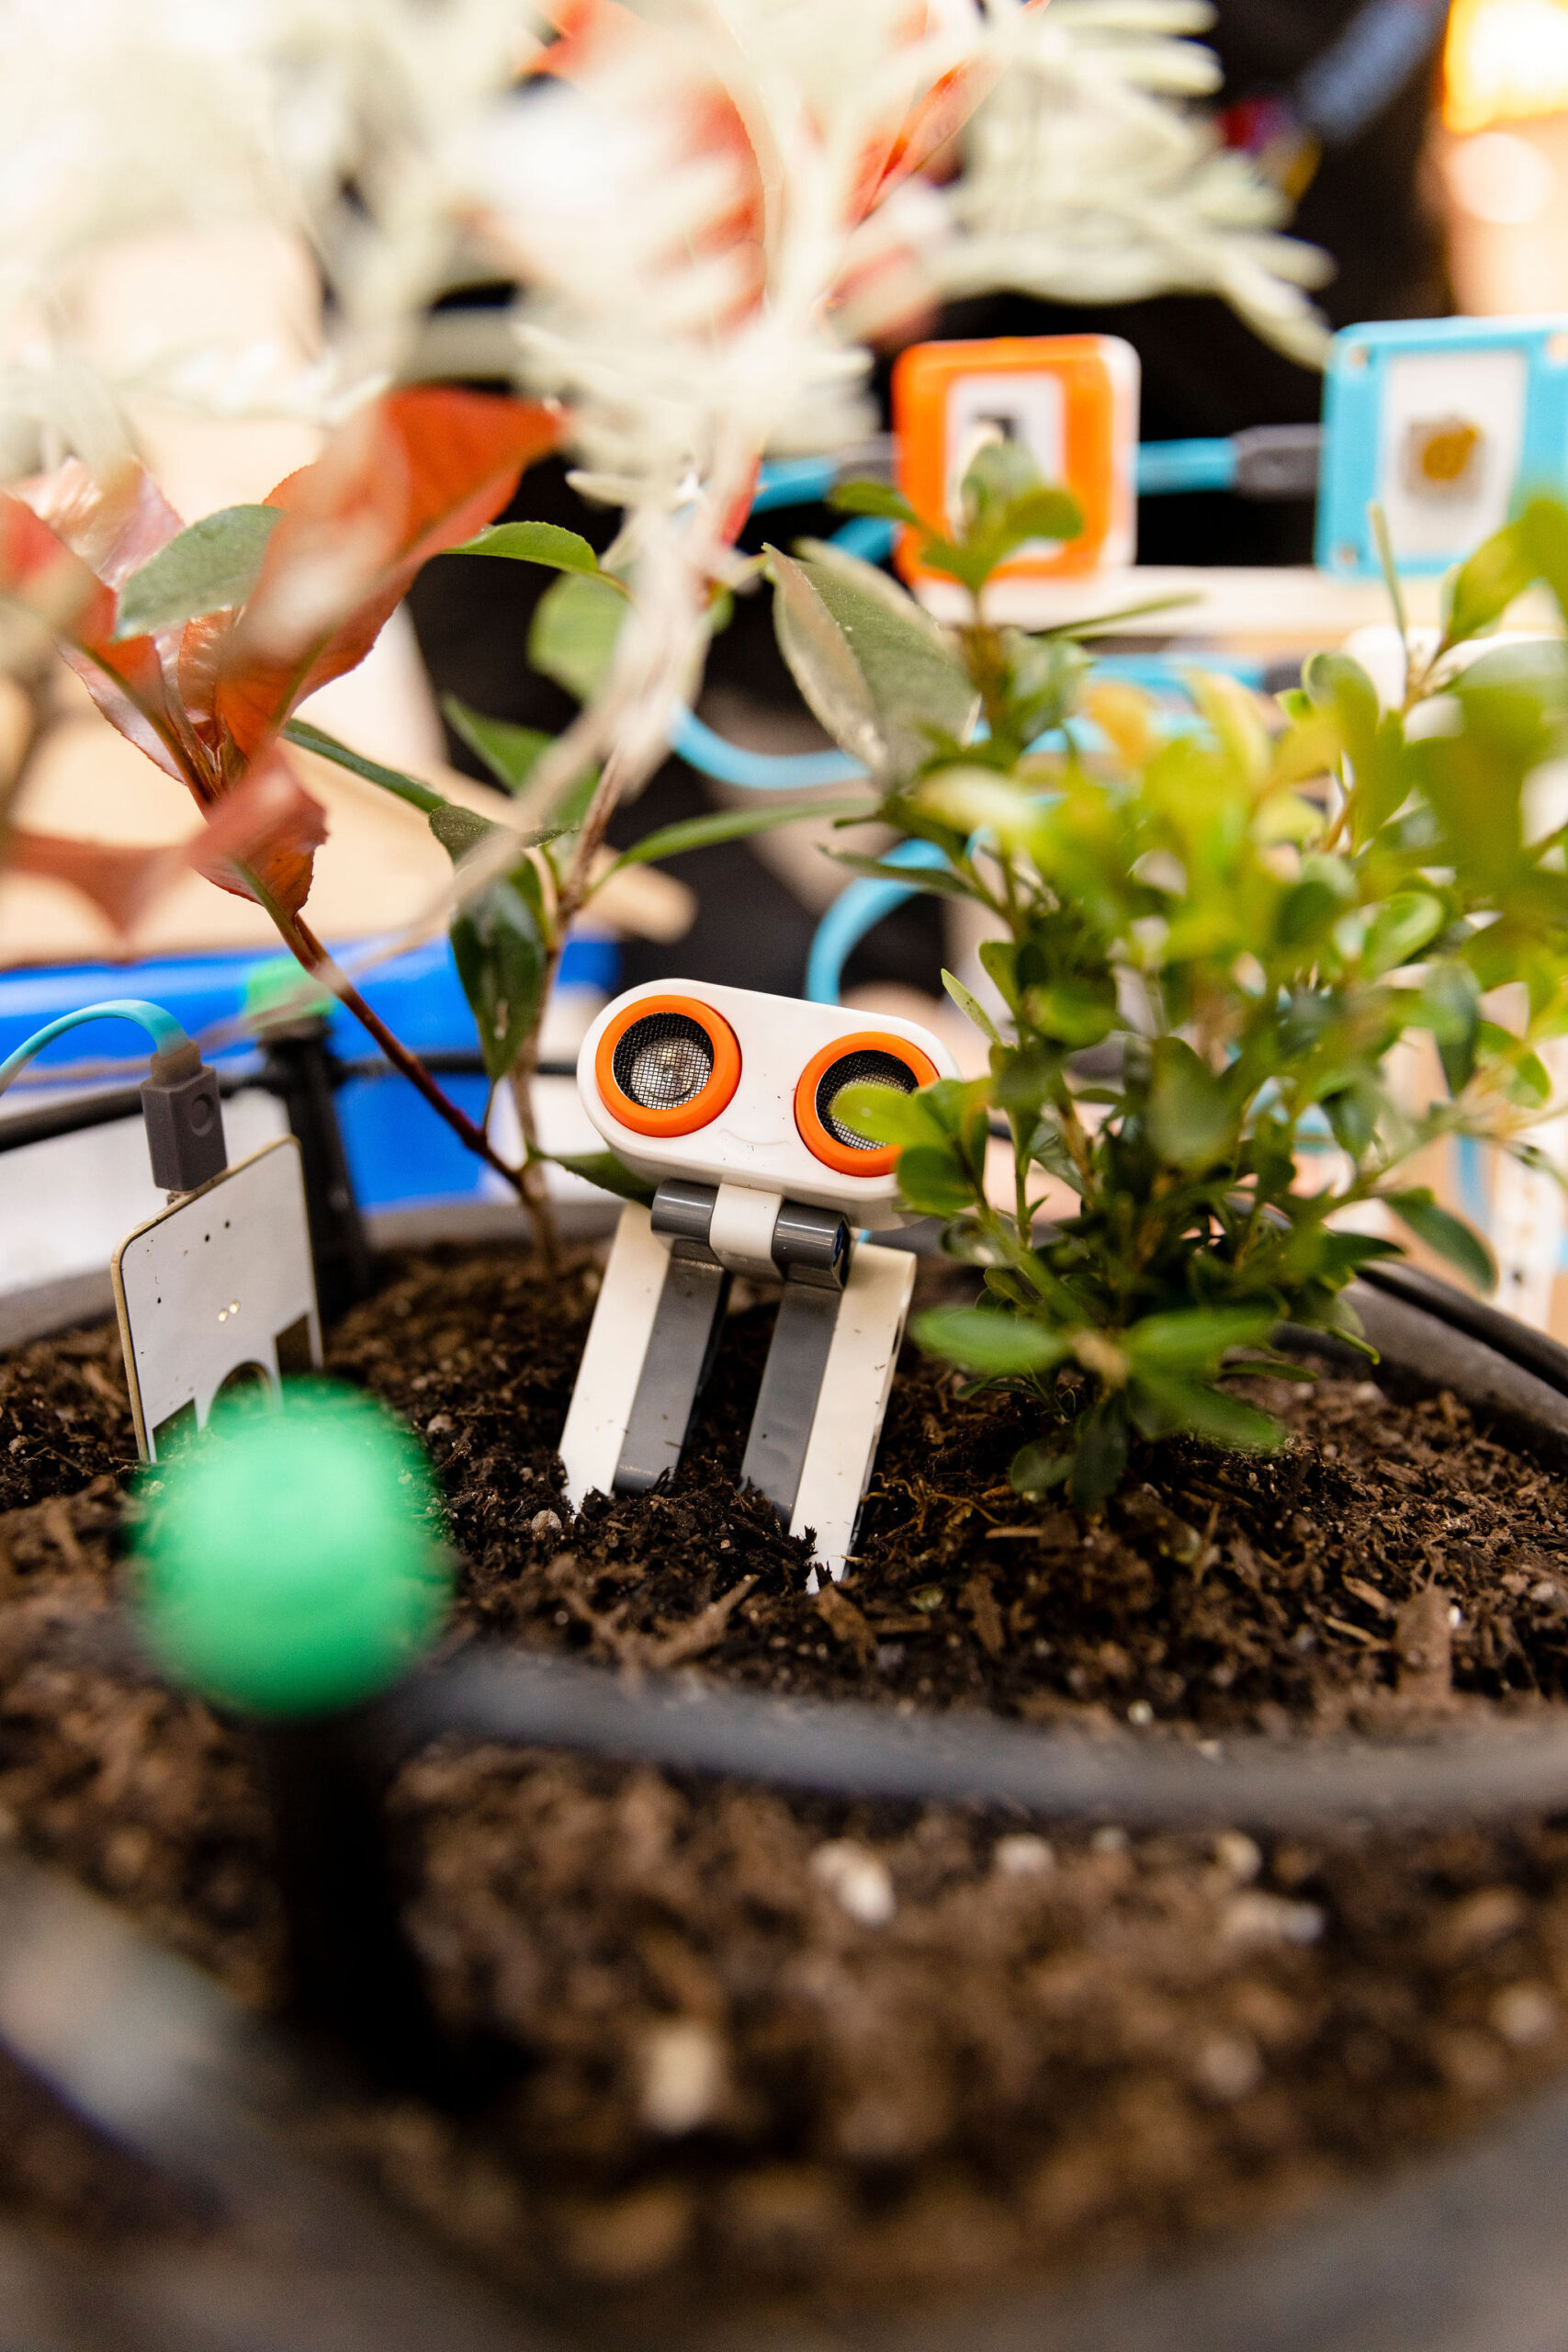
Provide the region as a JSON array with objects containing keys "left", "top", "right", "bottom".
[
  {"left": 1135, "top": 438, "right": 1237, "bottom": 495},
  {"left": 752, "top": 456, "right": 838, "bottom": 514},
  {"left": 668, "top": 706, "right": 866, "bottom": 790},
  {"left": 806, "top": 841, "right": 950, "bottom": 1005},
  {"left": 0, "top": 1000, "right": 189, "bottom": 1099}
]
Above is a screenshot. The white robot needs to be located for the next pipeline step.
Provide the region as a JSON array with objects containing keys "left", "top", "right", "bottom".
[{"left": 558, "top": 981, "right": 958, "bottom": 1580}]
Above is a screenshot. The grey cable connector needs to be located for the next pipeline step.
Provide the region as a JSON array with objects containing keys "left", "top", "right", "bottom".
[{"left": 140, "top": 1040, "right": 228, "bottom": 1193}]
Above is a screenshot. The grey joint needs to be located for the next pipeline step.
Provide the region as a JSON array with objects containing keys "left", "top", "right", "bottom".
[
  {"left": 772, "top": 1198, "right": 851, "bottom": 1292},
  {"left": 650, "top": 1182, "right": 850, "bottom": 1289},
  {"left": 1233, "top": 424, "right": 1323, "bottom": 502},
  {"left": 141, "top": 1046, "right": 228, "bottom": 1194},
  {"left": 650, "top": 1179, "right": 719, "bottom": 1262}
]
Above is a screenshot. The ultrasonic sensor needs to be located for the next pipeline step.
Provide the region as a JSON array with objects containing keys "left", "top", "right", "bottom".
[
  {"left": 795, "top": 1033, "right": 940, "bottom": 1177},
  {"left": 594, "top": 994, "right": 740, "bottom": 1136}
]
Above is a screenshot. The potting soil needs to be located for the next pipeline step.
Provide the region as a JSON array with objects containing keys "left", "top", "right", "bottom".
[{"left": 4, "top": 1245, "right": 1568, "bottom": 2322}]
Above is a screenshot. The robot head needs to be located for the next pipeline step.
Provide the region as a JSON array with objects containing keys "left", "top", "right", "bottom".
[{"left": 576, "top": 980, "right": 959, "bottom": 1226}]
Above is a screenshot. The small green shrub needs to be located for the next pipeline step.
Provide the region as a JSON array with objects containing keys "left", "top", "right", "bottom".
[{"left": 771, "top": 451, "right": 1568, "bottom": 1506}]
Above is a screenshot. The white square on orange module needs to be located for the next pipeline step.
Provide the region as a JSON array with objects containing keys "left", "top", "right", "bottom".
[{"left": 892, "top": 334, "right": 1140, "bottom": 585}]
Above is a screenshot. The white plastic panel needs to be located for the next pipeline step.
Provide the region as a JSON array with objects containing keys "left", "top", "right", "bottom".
[
  {"left": 111, "top": 1136, "right": 320, "bottom": 1459},
  {"left": 558, "top": 1203, "right": 671, "bottom": 1507},
  {"left": 793, "top": 1239, "right": 917, "bottom": 1584},
  {"left": 1378, "top": 346, "right": 1528, "bottom": 568}
]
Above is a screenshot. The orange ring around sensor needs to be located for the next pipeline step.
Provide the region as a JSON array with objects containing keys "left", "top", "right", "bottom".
[
  {"left": 795, "top": 1032, "right": 940, "bottom": 1178},
  {"left": 594, "top": 994, "right": 740, "bottom": 1137}
]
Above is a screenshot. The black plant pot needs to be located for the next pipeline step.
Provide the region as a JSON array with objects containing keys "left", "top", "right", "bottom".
[{"left": 3, "top": 1221, "right": 1568, "bottom": 2352}]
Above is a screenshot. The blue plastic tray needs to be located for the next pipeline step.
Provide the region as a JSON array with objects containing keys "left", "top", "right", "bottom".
[{"left": 0, "top": 934, "right": 617, "bottom": 1213}]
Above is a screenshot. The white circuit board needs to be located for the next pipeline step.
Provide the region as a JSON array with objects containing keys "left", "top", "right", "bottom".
[{"left": 111, "top": 1136, "right": 321, "bottom": 1460}]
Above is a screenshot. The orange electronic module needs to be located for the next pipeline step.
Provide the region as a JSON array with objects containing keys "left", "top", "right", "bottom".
[{"left": 892, "top": 334, "right": 1140, "bottom": 585}]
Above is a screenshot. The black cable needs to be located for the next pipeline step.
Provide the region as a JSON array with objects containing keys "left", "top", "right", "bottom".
[
  {"left": 1357, "top": 1258, "right": 1568, "bottom": 1401},
  {"left": 386, "top": 1645, "right": 1568, "bottom": 1832},
  {"left": 0, "top": 1052, "right": 576, "bottom": 1156}
]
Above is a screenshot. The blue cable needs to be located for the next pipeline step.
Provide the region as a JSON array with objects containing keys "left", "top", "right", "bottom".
[
  {"left": 760, "top": 439, "right": 1244, "bottom": 517},
  {"left": 0, "top": 999, "right": 188, "bottom": 1097},
  {"left": 667, "top": 706, "right": 866, "bottom": 792},
  {"left": 805, "top": 841, "right": 951, "bottom": 1005},
  {"left": 1090, "top": 650, "right": 1269, "bottom": 693},
  {"left": 1135, "top": 439, "right": 1237, "bottom": 496},
  {"left": 752, "top": 456, "right": 838, "bottom": 514},
  {"left": 830, "top": 514, "right": 899, "bottom": 563}
]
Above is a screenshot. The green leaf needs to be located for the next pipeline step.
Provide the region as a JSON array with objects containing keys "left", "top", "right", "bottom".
[
  {"left": 429, "top": 804, "right": 497, "bottom": 861},
  {"left": 1132, "top": 1375, "right": 1285, "bottom": 1454},
  {"left": 115, "top": 504, "right": 280, "bottom": 638},
  {"left": 449, "top": 871, "right": 547, "bottom": 1083},
  {"left": 961, "top": 438, "right": 1043, "bottom": 519},
  {"left": 529, "top": 571, "right": 627, "bottom": 705},
  {"left": 1418, "top": 961, "right": 1481, "bottom": 1093},
  {"left": 978, "top": 939, "right": 1020, "bottom": 1014},
  {"left": 1521, "top": 495, "right": 1568, "bottom": 622},
  {"left": 1027, "top": 1114, "right": 1086, "bottom": 1197},
  {"left": 1325, "top": 1080, "right": 1380, "bottom": 1161},
  {"left": 1303, "top": 649, "right": 1408, "bottom": 843},
  {"left": 768, "top": 543, "right": 976, "bottom": 785},
  {"left": 941, "top": 967, "right": 1001, "bottom": 1046},
  {"left": 1125, "top": 1305, "right": 1278, "bottom": 1373},
  {"left": 826, "top": 851, "right": 975, "bottom": 899},
  {"left": 1385, "top": 1190, "right": 1497, "bottom": 1294},
  {"left": 1025, "top": 976, "right": 1118, "bottom": 1049},
  {"left": 828, "top": 479, "right": 920, "bottom": 526},
  {"left": 914, "top": 1306, "right": 1069, "bottom": 1377},
  {"left": 448, "top": 521, "right": 614, "bottom": 579},
  {"left": 829, "top": 1079, "right": 939, "bottom": 1149},
  {"left": 1369, "top": 501, "right": 1411, "bottom": 660},
  {"left": 897, "top": 1145, "right": 979, "bottom": 1216},
  {"left": 549, "top": 768, "right": 602, "bottom": 832},
  {"left": 1361, "top": 889, "right": 1445, "bottom": 978},
  {"left": 1069, "top": 1398, "right": 1128, "bottom": 1510},
  {"left": 547, "top": 1149, "right": 657, "bottom": 1205},
  {"left": 1036, "top": 593, "right": 1199, "bottom": 640},
  {"left": 282, "top": 718, "right": 445, "bottom": 815},
  {"left": 442, "top": 695, "right": 551, "bottom": 793},
  {"left": 1146, "top": 1038, "right": 1235, "bottom": 1173},
  {"left": 610, "top": 799, "right": 856, "bottom": 870},
  {"left": 1010, "top": 1440, "right": 1073, "bottom": 1495},
  {"left": 980, "top": 486, "right": 1084, "bottom": 567},
  {"left": 1442, "top": 515, "right": 1536, "bottom": 647},
  {"left": 1304, "top": 648, "right": 1378, "bottom": 745}
]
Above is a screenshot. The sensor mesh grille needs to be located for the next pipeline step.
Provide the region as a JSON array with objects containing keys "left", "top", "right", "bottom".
[
  {"left": 817, "top": 1048, "right": 917, "bottom": 1151},
  {"left": 612, "top": 1012, "right": 715, "bottom": 1111}
]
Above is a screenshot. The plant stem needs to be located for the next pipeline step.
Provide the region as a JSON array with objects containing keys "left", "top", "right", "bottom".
[
  {"left": 280, "top": 913, "right": 527, "bottom": 1199},
  {"left": 508, "top": 981, "right": 560, "bottom": 1272}
]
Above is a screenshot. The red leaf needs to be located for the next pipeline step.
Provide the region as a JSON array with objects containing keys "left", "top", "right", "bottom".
[
  {"left": 0, "top": 491, "right": 116, "bottom": 645},
  {"left": 186, "top": 750, "right": 329, "bottom": 916},
  {"left": 24, "top": 455, "right": 185, "bottom": 594},
  {"left": 0, "top": 481, "right": 190, "bottom": 786},
  {"left": 849, "top": 3, "right": 1050, "bottom": 221},
  {"left": 7, "top": 827, "right": 187, "bottom": 936},
  {"left": 197, "top": 390, "right": 561, "bottom": 764}
]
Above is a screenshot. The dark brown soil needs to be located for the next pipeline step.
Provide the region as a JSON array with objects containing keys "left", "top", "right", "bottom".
[{"left": 6, "top": 1244, "right": 1568, "bottom": 2324}]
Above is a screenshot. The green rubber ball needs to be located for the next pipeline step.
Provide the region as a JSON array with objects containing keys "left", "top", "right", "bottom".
[{"left": 132, "top": 1385, "right": 451, "bottom": 1718}]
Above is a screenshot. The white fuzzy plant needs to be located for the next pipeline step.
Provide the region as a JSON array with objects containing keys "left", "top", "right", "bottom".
[
  {"left": 0, "top": 0, "right": 1332, "bottom": 1039},
  {"left": 455, "top": 0, "right": 1332, "bottom": 888},
  {"left": 0, "top": 0, "right": 543, "bottom": 474},
  {"left": 861, "top": 0, "right": 1332, "bottom": 366}
]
